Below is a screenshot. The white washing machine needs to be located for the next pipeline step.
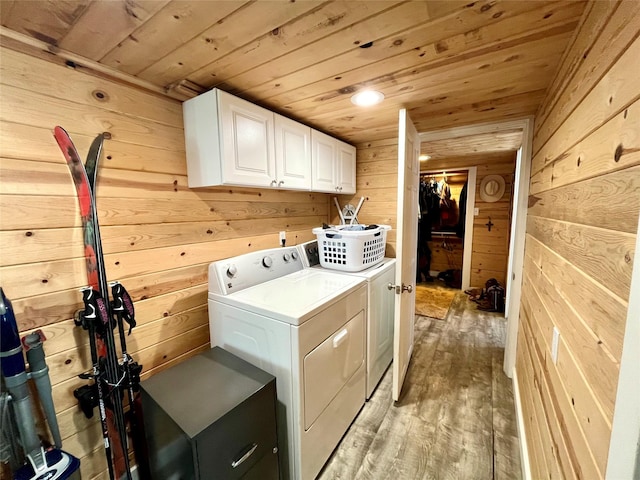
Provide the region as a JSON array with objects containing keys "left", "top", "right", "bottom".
[
  {"left": 298, "top": 240, "right": 396, "bottom": 399},
  {"left": 208, "top": 246, "right": 367, "bottom": 480}
]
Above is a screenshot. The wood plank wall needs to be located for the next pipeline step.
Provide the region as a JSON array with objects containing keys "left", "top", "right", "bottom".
[
  {"left": 336, "top": 138, "right": 400, "bottom": 252},
  {"left": 428, "top": 236, "right": 463, "bottom": 275},
  {"left": 515, "top": 1, "right": 640, "bottom": 478},
  {"left": 0, "top": 47, "right": 327, "bottom": 479},
  {"left": 343, "top": 142, "right": 515, "bottom": 288}
]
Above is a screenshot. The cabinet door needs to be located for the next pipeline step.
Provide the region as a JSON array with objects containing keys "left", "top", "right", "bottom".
[
  {"left": 311, "top": 130, "right": 337, "bottom": 193},
  {"left": 218, "top": 90, "right": 276, "bottom": 187},
  {"left": 336, "top": 141, "right": 356, "bottom": 194},
  {"left": 274, "top": 115, "right": 311, "bottom": 190}
]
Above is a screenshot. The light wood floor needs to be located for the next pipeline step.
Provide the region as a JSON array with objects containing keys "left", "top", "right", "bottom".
[{"left": 318, "top": 293, "right": 521, "bottom": 480}]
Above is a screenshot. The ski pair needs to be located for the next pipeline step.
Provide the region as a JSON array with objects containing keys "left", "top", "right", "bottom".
[{"left": 53, "top": 126, "right": 147, "bottom": 480}]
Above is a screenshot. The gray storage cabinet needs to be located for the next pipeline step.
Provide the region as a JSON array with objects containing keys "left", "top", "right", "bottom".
[{"left": 140, "top": 347, "right": 279, "bottom": 479}]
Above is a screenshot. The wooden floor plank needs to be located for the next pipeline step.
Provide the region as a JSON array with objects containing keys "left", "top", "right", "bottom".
[{"left": 318, "top": 293, "right": 522, "bottom": 480}]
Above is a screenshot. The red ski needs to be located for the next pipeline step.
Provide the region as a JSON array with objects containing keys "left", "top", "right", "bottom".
[{"left": 54, "top": 127, "right": 133, "bottom": 480}]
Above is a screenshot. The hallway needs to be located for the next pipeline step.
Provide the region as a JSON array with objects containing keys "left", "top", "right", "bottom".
[{"left": 318, "top": 294, "right": 521, "bottom": 479}]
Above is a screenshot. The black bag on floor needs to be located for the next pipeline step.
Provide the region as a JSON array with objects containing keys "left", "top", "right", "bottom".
[
  {"left": 486, "top": 283, "right": 505, "bottom": 312},
  {"left": 475, "top": 278, "right": 505, "bottom": 312}
]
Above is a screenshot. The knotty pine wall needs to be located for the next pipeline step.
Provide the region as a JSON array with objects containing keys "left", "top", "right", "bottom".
[
  {"left": 515, "top": 1, "right": 640, "bottom": 479},
  {"left": 428, "top": 237, "right": 463, "bottom": 274},
  {"left": 0, "top": 47, "right": 326, "bottom": 478},
  {"left": 335, "top": 138, "right": 399, "bottom": 252},
  {"left": 342, "top": 142, "right": 515, "bottom": 288}
]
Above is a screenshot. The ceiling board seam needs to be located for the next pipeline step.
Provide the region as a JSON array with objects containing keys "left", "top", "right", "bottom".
[
  {"left": 136, "top": 0, "right": 328, "bottom": 86},
  {"left": 101, "top": 0, "right": 254, "bottom": 76},
  {"left": 203, "top": 0, "right": 414, "bottom": 91},
  {"left": 51, "top": 0, "right": 93, "bottom": 47}
]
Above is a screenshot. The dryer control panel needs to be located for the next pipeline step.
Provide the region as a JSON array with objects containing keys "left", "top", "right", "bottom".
[
  {"left": 297, "top": 240, "right": 320, "bottom": 268},
  {"left": 209, "top": 247, "right": 303, "bottom": 295}
]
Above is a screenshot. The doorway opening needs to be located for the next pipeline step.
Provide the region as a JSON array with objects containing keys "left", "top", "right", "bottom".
[
  {"left": 417, "top": 117, "right": 534, "bottom": 377},
  {"left": 418, "top": 169, "right": 466, "bottom": 282},
  {"left": 415, "top": 167, "right": 476, "bottom": 319}
]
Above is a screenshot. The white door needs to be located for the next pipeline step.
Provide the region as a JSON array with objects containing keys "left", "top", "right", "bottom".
[
  {"left": 274, "top": 114, "right": 311, "bottom": 190},
  {"left": 218, "top": 90, "right": 276, "bottom": 187},
  {"left": 392, "top": 109, "right": 420, "bottom": 401}
]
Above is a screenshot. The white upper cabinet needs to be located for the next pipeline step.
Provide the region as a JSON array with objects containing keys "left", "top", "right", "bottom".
[
  {"left": 183, "top": 89, "right": 275, "bottom": 188},
  {"left": 311, "top": 131, "right": 356, "bottom": 194},
  {"left": 274, "top": 114, "right": 311, "bottom": 190},
  {"left": 336, "top": 140, "right": 356, "bottom": 194},
  {"left": 183, "top": 88, "right": 354, "bottom": 192},
  {"left": 311, "top": 130, "right": 337, "bottom": 193},
  {"left": 219, "top": 90, "right": 276, "bottom": 187}
]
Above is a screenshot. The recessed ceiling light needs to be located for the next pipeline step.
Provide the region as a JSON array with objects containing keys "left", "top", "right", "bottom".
[
  {"left": 419, "top": 154, "right": 431, "bottom": 161},
  {"left": 350, "top": 90, "right": 384, "bottom": 107}
]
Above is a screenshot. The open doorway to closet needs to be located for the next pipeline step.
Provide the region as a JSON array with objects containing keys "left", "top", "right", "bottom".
[
  {"left": 415, "top": 167, "right": 476, "bottom": 319},
  {"left": 418, "top": 169, "right": 469, "bottom": 283}
]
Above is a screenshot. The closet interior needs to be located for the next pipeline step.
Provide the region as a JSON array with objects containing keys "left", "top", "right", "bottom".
[{"left": 417, "top": 170, "right": 469, "bottom": 288}]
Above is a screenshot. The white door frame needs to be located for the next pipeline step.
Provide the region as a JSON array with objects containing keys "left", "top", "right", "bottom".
[
  {"left": 606, "top": 211, "right": 640, "bottom": 479},
  {"left": 419, "top": 116, "right": 534, "bottom": 378},
  {"left": 419, "top": 166, "right": 477, "bottom": 290}
]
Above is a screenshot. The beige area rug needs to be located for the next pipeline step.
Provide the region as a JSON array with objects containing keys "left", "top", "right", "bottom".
[{"left": 414, "top": 284, "right": 458, "bottom": 319}]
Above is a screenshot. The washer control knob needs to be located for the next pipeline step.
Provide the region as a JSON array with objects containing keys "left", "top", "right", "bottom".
[
  {"left": 291, "top": 251, "right": 298, "bottom": 260},
  {"left": 283, "top": 253, "right": 291, "bottom": 262},
  {"left": 262, "top": 256, "right": 273, "bottom": 268},
  {"left": 226, "top": 264, "right": 237, "bottom": 278}
]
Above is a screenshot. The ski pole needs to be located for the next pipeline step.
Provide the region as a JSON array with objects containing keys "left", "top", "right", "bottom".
[
  {"left": 77, "top": 287, "right": 116, "bottom": 480},
  {"left": 110, "top": 281, "right": 150, "bottom": 479}
]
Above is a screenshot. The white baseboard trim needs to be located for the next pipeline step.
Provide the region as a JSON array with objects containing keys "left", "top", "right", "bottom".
[{"left": 512, "top": 370, "right": 532, "bottom": 480}]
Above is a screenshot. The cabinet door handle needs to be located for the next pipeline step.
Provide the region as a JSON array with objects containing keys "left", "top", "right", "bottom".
[
  {"left": 278, "top": 180, "right": 284, "bottom": 187},
  {"left": 339, "top": 186, "right": 343, "bottom": 191},
  {"left": 271, "top": 180, "right": 277, "bottom": 186},
  {"left": 232, "top": 443, "right": 258, "bottom": 468}
]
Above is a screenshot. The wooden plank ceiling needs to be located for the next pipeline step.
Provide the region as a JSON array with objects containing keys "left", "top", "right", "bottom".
[{"left": 0, "top": 0, "right": 586, "bottom": 146}]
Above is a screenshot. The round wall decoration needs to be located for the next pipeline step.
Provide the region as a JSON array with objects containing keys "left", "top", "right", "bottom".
[{"left": 479, "top": 175, "right": 506, "bottom": 203}]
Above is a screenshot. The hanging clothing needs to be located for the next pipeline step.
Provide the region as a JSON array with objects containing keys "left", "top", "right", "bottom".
[
  {"left": 419, "top": 178, "right": 440, "bottom": 233},
  {"left": 456, "top": 181, "right": 468, "bottom": 239},
  {"left": 417, "top": 178, "right": 437, "bottom": 282},
  {"left": 437, "top": 178, "right": 451, "bottom": 208},
  {"left": 438, "top": 178, "right": 458, "bottom": 228}
]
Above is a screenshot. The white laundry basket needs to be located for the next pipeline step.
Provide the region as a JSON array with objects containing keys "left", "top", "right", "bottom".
[{"left": 312, "top": 224, "right": 391, "bottom": 272}]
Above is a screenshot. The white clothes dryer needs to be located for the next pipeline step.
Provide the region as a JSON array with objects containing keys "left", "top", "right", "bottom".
[
  {"left": 298, "top": 240, "right": 396, "bottom": 399},
  {"left": 208, "top": 246, "right": 367, "bottom": 480}
]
